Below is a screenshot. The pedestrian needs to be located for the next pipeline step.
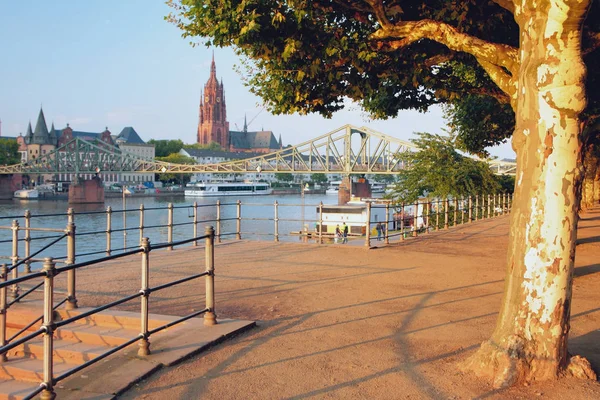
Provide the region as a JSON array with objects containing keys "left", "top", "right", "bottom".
[
  {"left": 342, "top": 222, "right": 348, "bottom": 244},
  {"left": 376, "top": 222, "right": 382, "bottom": 241},
  {"left": 335, "top": 225, "right": 341, "bottom": 244}
]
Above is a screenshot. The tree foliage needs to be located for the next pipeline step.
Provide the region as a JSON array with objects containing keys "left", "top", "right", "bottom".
[
  {"left": 310, "top": 173, "right": 327, "bottom": 184},
  {"left": 155, "top": 153, "right": 196, "bottom": 183},
  {"left": 184, "top": 142, "right": 224, "bottom": 151},
  {"left": 387, "top": 133, "right": 500, "bottom": 203},
  {"left": 148, "top": 139, "right": 184, "bottom": 157},
  {"left": 0, "top": 139, "right": 20, "bottom": 165},
  {"left": 275, "top": 172, "right": 294, "bottom": 182}
]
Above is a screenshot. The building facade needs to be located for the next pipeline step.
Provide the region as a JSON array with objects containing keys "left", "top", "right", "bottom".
[
  {"left": 197, "top": 57, "right": 282, "bottom": 154},
  {"left": 15, "top": 108, "right": 155, "bottom": 185}
]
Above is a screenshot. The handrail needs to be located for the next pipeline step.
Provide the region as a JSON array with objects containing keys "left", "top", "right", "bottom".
[{"left": 8, "top": 234, "right": 67, "bottom": 272}]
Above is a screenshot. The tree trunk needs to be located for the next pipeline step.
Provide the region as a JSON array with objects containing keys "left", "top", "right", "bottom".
[{"left": 463, "top": 0, "right": 596, "bottom": 387}]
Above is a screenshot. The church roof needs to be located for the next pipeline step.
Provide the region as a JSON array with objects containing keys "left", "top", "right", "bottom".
[
  {"left": 182, "top": 148, "right": 263, "bottom": 160},
  {"left": 116, "top": 127, "right": 145, "bottom": 144},
  {"left": 229, "top": 130, "right": 280, "bottom": 150}
]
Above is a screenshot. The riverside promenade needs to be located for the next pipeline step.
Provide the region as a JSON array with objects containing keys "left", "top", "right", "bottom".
[{"left": 70, "top": 207, "right": 600, "bottom": 399}]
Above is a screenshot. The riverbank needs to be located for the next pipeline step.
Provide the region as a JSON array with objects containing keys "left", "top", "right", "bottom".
[{"left": 62, "top": 207, "right": 600, "bottom": 399}]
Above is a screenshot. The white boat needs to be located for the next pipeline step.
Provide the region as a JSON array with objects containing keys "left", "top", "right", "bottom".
[
  {"left": 14, "top": 189, "right": 39, "bottom": 199},
  {"left": 370, "top": 183, "right": 386, "bottom": 193},
  {"left": 326, "top": 181, "right": 341, "bottom": 195},
  {"left": 185, "top": 182, "right": 272, "bottom": 197}
]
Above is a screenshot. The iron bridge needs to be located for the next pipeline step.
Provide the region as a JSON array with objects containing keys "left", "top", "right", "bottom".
[{"left": 0, "top": 125, "right": 517, "bottom": 176}]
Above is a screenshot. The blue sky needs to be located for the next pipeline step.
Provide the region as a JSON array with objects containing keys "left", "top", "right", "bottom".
[{"left": 0, "top": 1, "right": 514, "bottom": 158}]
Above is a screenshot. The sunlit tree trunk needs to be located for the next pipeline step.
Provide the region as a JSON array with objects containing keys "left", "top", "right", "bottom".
[{"left": 464, "top": 0, "right": 596, "bottom": 387}]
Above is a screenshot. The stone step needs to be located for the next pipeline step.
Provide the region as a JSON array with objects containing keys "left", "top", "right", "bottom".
[
  {"left": 0, "top": 355, "right": 77, "bottom": 383},
  {"left": 8, "top": 336, "right": 111, "bottom": 365},
  {"left": 56, "top": 306, "right": 180, "bottom": 331},
  {"left": 0, "top": 379, "right": 40, "bottom": 400},
  {"left": 54, "top": 323, "right": 141, "bottom": 347},
  {"left": 6, "top": 300, "right": 181, "bottom": 331}
]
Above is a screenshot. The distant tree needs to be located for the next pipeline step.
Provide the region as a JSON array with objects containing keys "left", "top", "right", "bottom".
[
  {"left": 183, "top": 142, "right": 223, "bottom": 151},
  {"left": 275, "top": 172, "right": 294, "bottom": 183},
  {"left": 387, "top": 133, "right": 499, "bottom": 203},
  {"left": 155, "top": 153, "right": 195, "bottom": 185},
  {"left": 375, "top": 174, "right": 395, "bottom": 184},
  {"left": 0, "top": 139, "right": 20, "bottom": 165},
  {"left": 148, "top": 139, "right": 184, "bottom": 157},
  {"left": 310, "top": 173, "right": 327, "bottom": 185}
]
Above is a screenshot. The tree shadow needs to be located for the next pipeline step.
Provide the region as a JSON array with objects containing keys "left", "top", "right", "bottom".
[
  {"left": 574, "top": 263, "right": 600, "bottom": 277},
  {"left": 577, "top": 236, "right": 600, "bottom": 245}
]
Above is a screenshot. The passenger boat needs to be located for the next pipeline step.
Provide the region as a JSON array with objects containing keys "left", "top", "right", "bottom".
[
  {"left": 370, "top": 183, "right": 386, "bottom": 194},
  {"left": 326, "top": 181, "right": 341, "bottom": 195},
  {"left": 184, "top": 182, "right": 272, "bottom": 197},
  {"left": 13, "top": 189, "right": 39, "bottom": 199}
]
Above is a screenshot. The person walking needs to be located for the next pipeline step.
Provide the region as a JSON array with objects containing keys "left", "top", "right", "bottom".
[
  {"left": 335, "top": 225, "right": 341, "bottom": 244},
  {"left": 376, "top": 222, "right": 382, "bottom": 241},
  {"left": 342, "top": 222, "right": 348, "bottom": 244}
]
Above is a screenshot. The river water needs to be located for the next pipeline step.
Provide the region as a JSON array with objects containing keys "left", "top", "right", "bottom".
[{"left": 0, "top": 194, "right": 389, "bottom": 267}]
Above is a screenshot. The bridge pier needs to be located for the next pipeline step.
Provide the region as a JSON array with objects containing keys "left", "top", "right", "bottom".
[
  {"left": 0, "top": 175, "right": 22, "bottom": 200},
  {"left": 338, "top": 177, "right": 372, "bottom": 205},
  {"left": 68, "top": 176, "right": 105, "bottom": 204}
]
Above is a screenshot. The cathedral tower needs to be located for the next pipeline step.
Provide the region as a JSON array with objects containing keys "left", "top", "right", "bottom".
[{"left": 197, "top": 55, "right": 229, "bottom": 148}]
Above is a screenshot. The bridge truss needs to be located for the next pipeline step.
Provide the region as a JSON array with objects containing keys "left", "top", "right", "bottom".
[{"left": 0, "top": 125, "right": 516, "bottom": 176}]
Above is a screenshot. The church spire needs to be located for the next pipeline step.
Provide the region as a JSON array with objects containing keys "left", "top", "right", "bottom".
[
  {"left": 33, "top": 107, "right": 50, "bottom": 144},
  {"left": 210, "top": 50, "right": 216, "bottom": 77},
  {"left": 243, "top": 114, "right": 248, "bottom": 133}
]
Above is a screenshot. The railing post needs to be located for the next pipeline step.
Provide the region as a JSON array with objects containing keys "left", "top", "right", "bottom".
[
  {"left": 138, "top": 237, "right": 151, "bottom": 356},
  {"left": 274, "top": 201, "right": 279, "bottom": 242},
  {"left": 385, "top": 202, "right": 390, "bottom": 244},
  {"left": 193, "top": 202, "right": 198, "bottom": 247},
  {"left": 425, "top": 199, "right": 430, "bottom": 234},
  {"left": 106, "top": 206, "right": 112, "bottom": 256},
  {"left": 412, "top": 201, "right": 418, "bottom": 237},
  {"left": 216, "top": 200, "right": 221, "bottom": 243},
  {"left": 487, "top": 194, "right": 491, "bottom": 218},
  {"left": 24, "top": 210, "right": 31, "bottom": 274},
  {"left": 40, "top": 257, "right": 56, "bottom": 400},
  {"left": 444, "top": 199, "right": 449, "bottom": 229},
  {"left": 10, "top": 220, "right": 19, "bottom": 300},
  {"left": 167, "top": 203, "right": 174, "bottom": 251},
  {"left": 236, "top": 200, "right": 242, "bottom": 240},
  {"left": 475, "top": 195, "right": 479, "bottom": 221},
  {"left": 468, "top": 196, "right": 472, "bottom": 223},
  {"left": 0, "top": 264, "right": 7, "bottom": 363},
  {"left": 139, "top": 204, "right": 145, "bottom": 245},
  {"left": 504, "top": 193, "right": 508, "bottom": 213},
  {"left": 453, "top": 198, "right": 458, "bottom": 226},
  {"left": 461, "top": 197, "right": 465, "bottom": 224},
  {"left": 65, "top": 212, "right": 77, "bottom": 310},
  {"left": 318, "top": 202, "right": 323, "bottom": 244},
  {"left": 365, "top": 201, "right": 372, "bottom": 247},
  {"left": 435, "top": 200, "right": 439, "bottom": 231},
  {"left": 400, "top": 204, "right": 405, "bottom": 240},
  {"left": 204, "top": 226, "right": 217, "bottom": 326}
]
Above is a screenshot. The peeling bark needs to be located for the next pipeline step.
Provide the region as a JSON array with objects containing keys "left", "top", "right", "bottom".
[{"left": 462, "top": 0, "right": 596, "bottom": 387}]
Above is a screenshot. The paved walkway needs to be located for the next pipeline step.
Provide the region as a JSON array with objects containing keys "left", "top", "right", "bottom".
[{"left": 64, "top": 208, "right": 600, "bottom": 399}]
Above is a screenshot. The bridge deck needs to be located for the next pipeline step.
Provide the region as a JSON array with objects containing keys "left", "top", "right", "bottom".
[{"left": 50, "top": 209, "right": 600, "bottom": 399}]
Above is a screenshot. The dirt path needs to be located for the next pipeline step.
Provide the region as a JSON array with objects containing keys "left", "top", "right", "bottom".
[{"left": 69, "top": 208, "right": 600, "bottom": 399}]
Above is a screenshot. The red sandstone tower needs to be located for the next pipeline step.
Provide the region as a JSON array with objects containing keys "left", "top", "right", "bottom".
[{"left": 197, "top": 55, "right": 229, "bottom": 148}]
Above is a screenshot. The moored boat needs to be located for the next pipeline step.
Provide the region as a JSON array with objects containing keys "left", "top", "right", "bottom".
[
  {"left": 184, "top": 182, "right": 272, "bottom": 197},
  {"left": 13, "top": 189, "right": 39, "bottom": 199}
]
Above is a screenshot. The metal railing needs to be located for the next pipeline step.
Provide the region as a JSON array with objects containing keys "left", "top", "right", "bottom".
[
  {"left": 363, "top": 193, "right": 513, "bottom": 247},
  {"left": 0, "top": 193, "right": 513, "bottom": 268},
  {"left": 0, "top": 226, "right": 217, "bottom": 400}
]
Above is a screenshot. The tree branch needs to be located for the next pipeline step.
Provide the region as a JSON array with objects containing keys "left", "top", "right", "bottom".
[
  {"left": 363, "top": 0, "right": 392, "bottom": 28},
  {"left": 477, "top": 60, "right": 517, "bottom": 106},
  {"left": 371, "top": 19, "right": 519, "bottom": 92}
]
